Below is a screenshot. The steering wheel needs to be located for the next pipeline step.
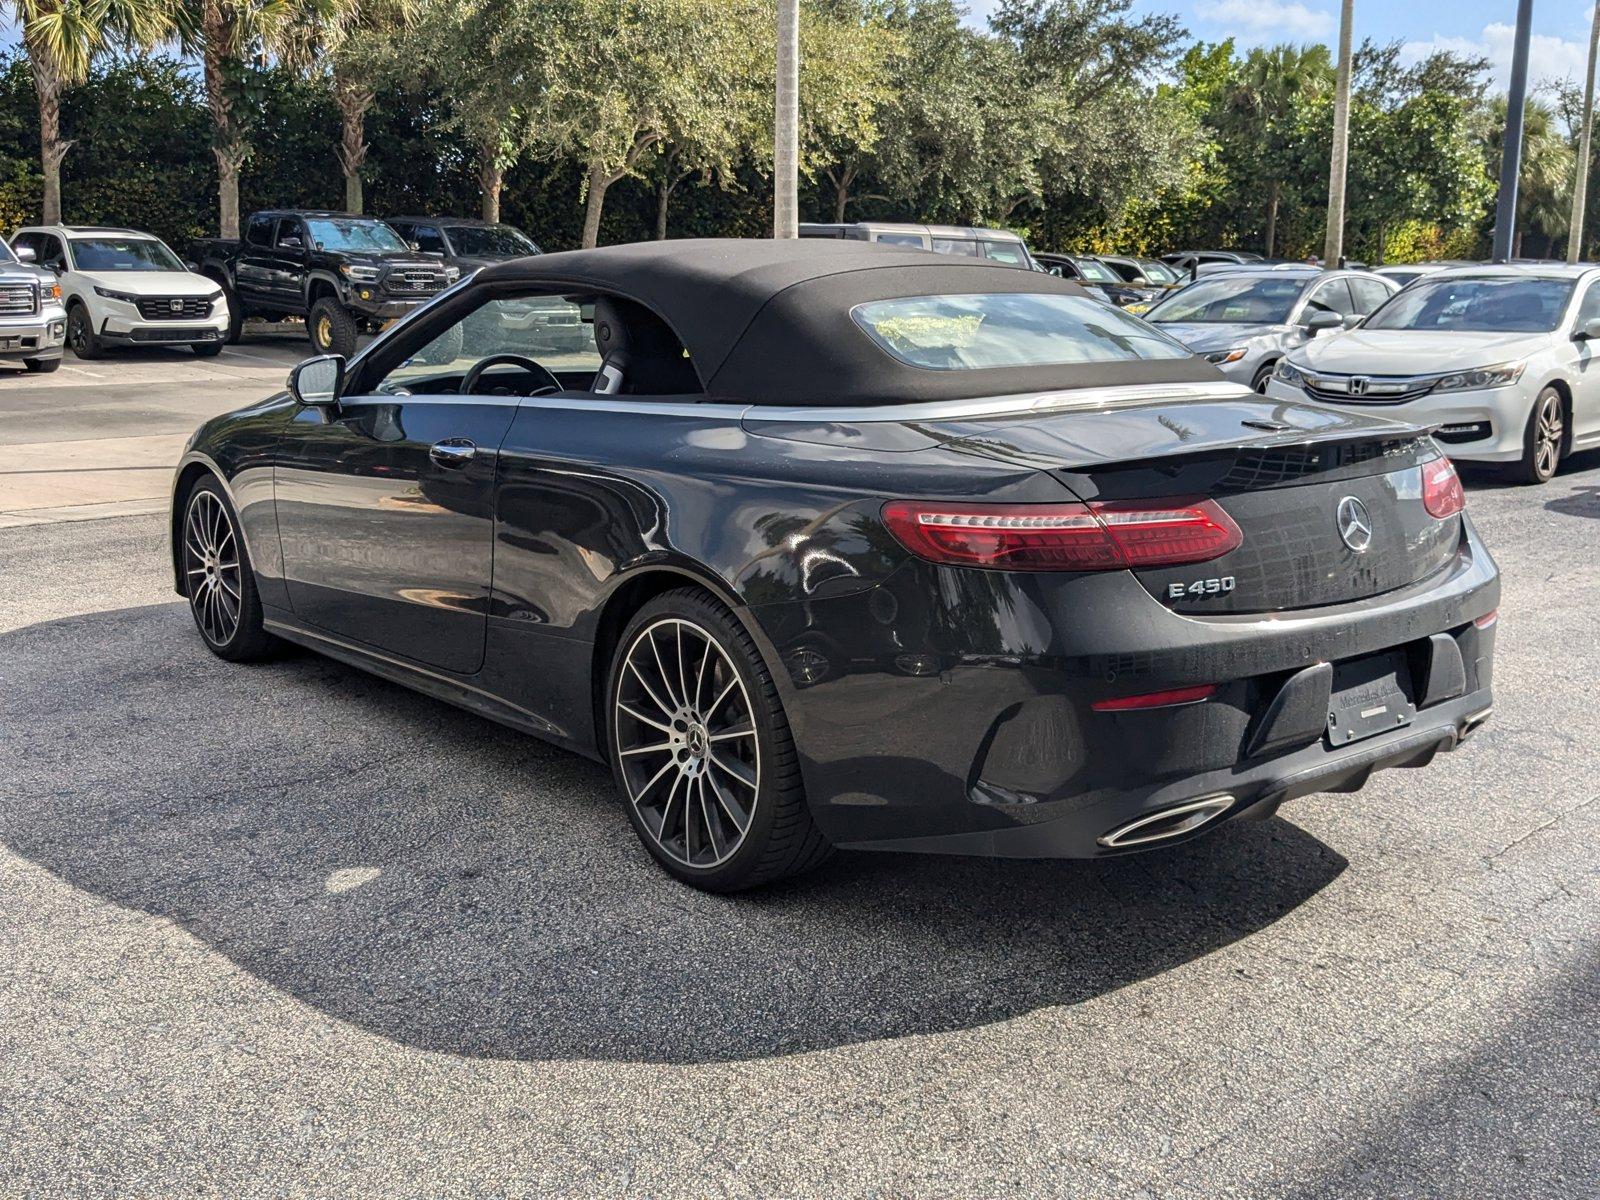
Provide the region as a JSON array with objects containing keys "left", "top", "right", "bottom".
[{"left": 461, "top": 354, "right": 561, "bottom": 397}]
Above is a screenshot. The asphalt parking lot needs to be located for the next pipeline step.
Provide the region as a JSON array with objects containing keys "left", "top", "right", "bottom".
[{"left": 0, "top": 343, "right": 1597, "bottom": 1197}]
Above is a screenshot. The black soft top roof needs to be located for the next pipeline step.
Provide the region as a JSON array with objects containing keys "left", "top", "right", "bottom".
[{"left": 478, "top": 238, "right": 1218, "bottom": 406}]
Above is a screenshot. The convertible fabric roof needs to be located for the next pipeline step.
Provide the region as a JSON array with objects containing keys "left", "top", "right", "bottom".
[{"left": 479, "top": 238, "right": 1220, "bottom": 406}]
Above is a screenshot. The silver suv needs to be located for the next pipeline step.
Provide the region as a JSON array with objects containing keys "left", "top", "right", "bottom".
[{"left": 1144, "top": 265, "right": 1398, "bottom": 391}]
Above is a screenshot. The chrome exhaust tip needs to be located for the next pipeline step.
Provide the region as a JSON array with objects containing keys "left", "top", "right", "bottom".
[
  {"left": 1461, "top": 706, "right": 1492, "bottom": 738},
  {"left": 1098, "top": 794, "right": 1236, "bottom": 849}
]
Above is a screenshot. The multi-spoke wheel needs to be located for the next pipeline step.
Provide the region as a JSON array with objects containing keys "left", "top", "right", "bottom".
[
  {"left": 1509, "top": 386, "right": 1565, "bottom": 485},
  {"left": 180, "top": 476, "right": 274, "bottom": 661},
  {"left": 606, "top": 589, "right": 831, "bottom": 891}
]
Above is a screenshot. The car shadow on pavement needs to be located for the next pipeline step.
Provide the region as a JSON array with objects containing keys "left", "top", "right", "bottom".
[{"left": 0, "top": 603, "right": 1348, "bottom": 1065}]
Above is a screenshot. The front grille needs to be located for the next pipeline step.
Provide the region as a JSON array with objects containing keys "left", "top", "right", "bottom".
[
  {"left": 130, "top": 327, "right": 217, "bottom": 342},
  {"left": 136, "top": 295, "right": 214, "bottom": 320},
  {"left": 1304, "top": 377, "right": 1437, "bottom": 405},
  {"left": 383, "top": 269, "right": 446, "bottom": 296},
  {"left": 0, "top": 282, "right": 38, "bottom": 316}
]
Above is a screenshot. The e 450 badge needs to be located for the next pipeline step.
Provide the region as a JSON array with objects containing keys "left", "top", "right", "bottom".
[{"left": 1168, "top": 576, "right": 1236, "bottom": 600}]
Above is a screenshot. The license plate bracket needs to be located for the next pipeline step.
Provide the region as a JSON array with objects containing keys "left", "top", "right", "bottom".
[{"left": 1327, "top": 650, "right": 1416, "bottom": 747}]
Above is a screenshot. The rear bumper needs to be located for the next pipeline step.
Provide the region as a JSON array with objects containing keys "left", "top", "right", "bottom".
[{"left": 751, "top": 514, "right": 1499, "bottom": 858}]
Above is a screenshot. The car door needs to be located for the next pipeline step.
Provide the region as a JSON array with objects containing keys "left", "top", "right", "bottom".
[
  {"left": 236, "top": 215, "right": 279, "bottom": 306},
  {"left": 1567, "top": 280, "right": 1600, "bottom": 443},
  {"left": 269, "top": 217, "right": 311, "bottom": 305},
  {"left": 273, "top": 300, "right": 530, "bottom": 675}
]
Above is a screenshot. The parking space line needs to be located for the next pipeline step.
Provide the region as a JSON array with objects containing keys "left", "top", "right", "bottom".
[{"left": 59, "top": 364, "right": 107, "bottom": 379}]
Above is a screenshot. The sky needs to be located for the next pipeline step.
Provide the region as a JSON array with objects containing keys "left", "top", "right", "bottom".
[
  {"left": 965, "top": 0, "right": 1597, "bottom": 93},
  {"left": 1, "top": 1, "right": 1595, "bottom": 95}
]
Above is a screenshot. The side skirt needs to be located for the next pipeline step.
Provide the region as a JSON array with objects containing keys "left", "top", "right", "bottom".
[{"left": 262, "top": 609, "right": 603, "bottom": 762}]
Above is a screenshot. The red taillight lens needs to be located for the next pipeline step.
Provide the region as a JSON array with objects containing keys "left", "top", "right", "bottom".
[
  {"left": 1092, "top": 685, "right": 1217, "bottom": 712},
  {"left": 881, "top": 498, "right": 1242, "bottom": 572},
  {"left": 1421, "top": 457, "right": 1464, "bottom": 518}
]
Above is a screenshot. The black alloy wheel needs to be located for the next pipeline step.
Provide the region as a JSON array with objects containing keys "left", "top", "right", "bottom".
[
  {"left": 67, "top": 302, "right": 105, "bottom": 359},
  {"left": 606, "top": 589, "right": 831, "bottom": 891}
]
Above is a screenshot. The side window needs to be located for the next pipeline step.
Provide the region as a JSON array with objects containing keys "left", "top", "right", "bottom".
[
  {"left": 1575, "top": 282, "right": 1600, "bottom": 327},
  {"left": 875, "top": 233, "right": 926, "bottom": 247},
  {"left": 275, "top": 219, "right": 306, "bottom": 249},
  {"left": 410, "top": 224, "right": 447, "bottom": 254},
  {"left": 1304, "top": 278, "right": 1357, "bottom": 317},
  {"left": 38, "top": 234, "right": 67, "bottom": 271},
  {"left": 979, "top": 241, "right": 1027, "bottom": 266},
  {"left": 1348, "top": 277, "right": 1392, "bottom": 314},
  {"left": 931, "top": 238, "right": 978, "bottom": 257},
  {"left": 375, "top": 294, "right": 603, "bottom": 393},
  {"left": 246, "top": 214, "right": 275, "bottom": 248}
]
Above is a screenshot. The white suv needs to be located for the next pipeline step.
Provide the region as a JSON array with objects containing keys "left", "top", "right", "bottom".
[
  {"left": 10, "top": 225, "right": 230, "bottom": 359},
  {"left": 1266, "top": 264, "right": 1600, "bottom": 483}
]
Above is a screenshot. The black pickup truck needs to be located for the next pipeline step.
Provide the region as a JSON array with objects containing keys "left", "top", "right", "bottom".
[{"left": 190, "top": 210, "right": 458, "bottom": 356}]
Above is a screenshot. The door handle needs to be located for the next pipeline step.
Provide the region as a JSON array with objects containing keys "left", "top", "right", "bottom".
[{"left": 429, "top": 438, "right": 477, "bottom": 468}]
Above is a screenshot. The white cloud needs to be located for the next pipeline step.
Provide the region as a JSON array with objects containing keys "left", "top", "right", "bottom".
[
  {"left": 1193, "top": 0, "right": 1336, "bottom": 44},
  {"left": 1401, "top": 21, "right": 1595, "bottom": 94}
]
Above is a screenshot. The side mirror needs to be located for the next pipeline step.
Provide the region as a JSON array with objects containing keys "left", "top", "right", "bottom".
[
  {"left": 289, "top": 354, "right": 344, "bottom": 407},
  {"left": 1303, "top": 311, "right": 1344, "bottom": 333},
  {"left": 1342, "top": 314, "right": 1364, "bottom": 329},
  {"left": 407, "top": 240, "right": 421, "bottom": 252},
  {"left": 13, "top": 244, "right": 36, "bottom": 263},
  {"left": 1576, "top": 317, "right": 1600, "bottom": 340},
  {"left": 280, "top": 236, "right": 304, "bottom": 251},
  {"left": 1048, "top": 265, "right": 1063, "bottom": 277}
]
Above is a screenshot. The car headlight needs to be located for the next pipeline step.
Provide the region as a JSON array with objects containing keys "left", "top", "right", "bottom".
[
  {"left": 207, "top": 288, "right": 225, "bottom": 301},
  {"left": 1433, "top": 361, "right": 1526, "bottom": 391},
  {"left": 1275, "top": 360, "right": 1308, "bottom": 387},
  {"left": 1205, "top": 347, "right": 1248, "bottom": 365},
  {"left": 339, "top": 263, "right": 381, "bottom": 283},
  {"left": 443, "top": 266, "right": 461, "bottom": 283},
  {"left": 93, "top": 286, "right": 139, "bottom": 304},
  {"left": 46, "top": 283, "right": 62, "bottom": 302}
]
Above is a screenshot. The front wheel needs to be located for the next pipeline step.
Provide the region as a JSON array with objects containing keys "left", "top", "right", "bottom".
[
  {"left": 1252, "top": 362, "right": 1275, "bottom": 393},
  {"left": 1506, "top": 386, "right": 1565, "bottom": 485},
  {"left": 606, "top": 589, "right": 831, "bottom": 891},
  {"left": 193, "top": 341, "right": 223, "bottom": 358},
  {"left": 23, "top": 356, "right": 60, "bottom": 373},
  {"left": 180, "top": 476, "right": 276, "bottom": 661},
  {"left": 308, "top": 297, "right": 358, "bottom": 357},
  {"left": 67, "top": 302, "right": 105, "bottom": 360}
]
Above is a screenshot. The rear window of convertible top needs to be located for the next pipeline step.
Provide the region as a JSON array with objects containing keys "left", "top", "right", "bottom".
[{"left": 851, "top": 292, "right": 1191, "bottom": 371}]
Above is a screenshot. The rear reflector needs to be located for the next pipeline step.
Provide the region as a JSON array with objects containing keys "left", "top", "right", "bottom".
[
  {"left": 881, "top": 498, "right": 1242, "bottom": 572},
  {"left": 1091, "top": 684, "right": 1217, "bottom": 712},
  {"left": 1474, "top": 609, "right": 1498, "bottom": 629},
  {"left": 1421, "top": 457, "right": 1465, "bottom": 518}
]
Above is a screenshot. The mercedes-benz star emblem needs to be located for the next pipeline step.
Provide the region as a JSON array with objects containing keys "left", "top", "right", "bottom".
[{"left": 1337, "top": 495, "right": 1373, "bottom": 552}]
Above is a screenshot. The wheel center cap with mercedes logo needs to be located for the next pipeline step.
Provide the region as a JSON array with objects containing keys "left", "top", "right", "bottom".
[{"left": 1337, "top": 495, "right": 1373, "bottom": 551}]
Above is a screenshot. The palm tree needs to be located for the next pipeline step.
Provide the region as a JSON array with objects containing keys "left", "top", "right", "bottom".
[
  {"left": 1231, "top": 44, "right": 1332, "bottom": 257},
  {"left": 6, "top": 0, "right": 173, "bottom": 223},
  {"left": 177, "top": 0, "right": 349, "bottom": 237}
]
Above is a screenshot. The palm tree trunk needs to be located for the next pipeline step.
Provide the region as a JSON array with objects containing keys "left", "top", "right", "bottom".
[
  {"left": 333, "top": 72, "right": 372, "bottom": 215},
  {"left": 582, "top": 160, "right": 611, "bottom": 249},
  {"left": 479, "top": 157, "right": 502, "bottom": 222},
  {"left": 24, "top": 33, "right": 72, "bottom": 225},
  {"left": 200, "top": 3, "right": 245, "bottom": 238},
  {"left": 1264, "top": 180, "right": 1280, "bottom": 258}
]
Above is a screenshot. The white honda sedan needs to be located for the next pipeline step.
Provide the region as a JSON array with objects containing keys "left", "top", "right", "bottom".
[
  {"left": 9, "top": 225, "right": 230, "bottom": 359},
  {"left": 1265, "top": 264, "right": 1600, "bottom": 483}
]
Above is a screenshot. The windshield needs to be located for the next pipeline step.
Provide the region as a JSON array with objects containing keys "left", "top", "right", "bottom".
[
  {"left": 304, "top": 218, "right": 408, "bottom": 253},
  {"left": 1147, "top": 276, "right": 1306, "bottom": 324},
  {"left": 444, "top": 224, "right": 540, "bottom": 257},
  {"left": 1141, "top": 260, "right": 1179, "bottom": 284},
  {"left": 1075, "top": 259, "right": 1119, "bottom": 283},
  {"left": 1363, "top": 276, "right": 1574, "bottom": 333},
  {"left": 852, "top": 292, "right": 1192, "bottom": 370},
  {"left": 70, "top": 237, "right": 184, "bottom": 272}
]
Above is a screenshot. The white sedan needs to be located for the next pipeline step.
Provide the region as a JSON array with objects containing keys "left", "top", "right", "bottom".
[
  {"left": 1265, "top": 264, "right": 1600, "bottom": 483},
  {"left": 9, "top": 225, "right": 230, "bottom": 359}
]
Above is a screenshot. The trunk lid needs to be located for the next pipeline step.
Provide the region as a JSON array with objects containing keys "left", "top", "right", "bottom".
[{"left": 938, "top": 390, "right": 1460, "bottom": 614}]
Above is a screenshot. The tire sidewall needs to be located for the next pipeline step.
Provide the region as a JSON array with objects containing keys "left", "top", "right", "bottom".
[
  {"left": 1520, "top": 386, "right": 1564, "bottom": 485},
  {"left": 605, "top": 592, "right": 790, "bottom": 888},
  {"left": 183, "top": 476, "right": 266, "bottom": 660},
  {"left": 309, "top": 298, "right": 357, "bottom": 357},
  {"left": 67, "top": 302, "right": 101, "bottom": 359}
]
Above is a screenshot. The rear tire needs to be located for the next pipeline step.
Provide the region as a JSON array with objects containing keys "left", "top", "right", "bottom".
[
  {"left": 67, "top": 301, "right": 105, "bottom": 360},
  {"left": 605, "top": 588, "right": 831, "bottom": 892},
  {"left": 22, "top": 356, "right": 60, "bottom": 373},
  {"left": 1505, "top": 386, "right": 1564, "bottom": 485},
  {"left": 180, "top": 475, "right": 276, "bottom": 662},
  {"left": 308, "top": 296, "right": 358, "bottom": 357}
]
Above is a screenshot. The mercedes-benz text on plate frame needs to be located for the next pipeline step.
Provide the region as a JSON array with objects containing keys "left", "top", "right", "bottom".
[{"left": 168, "top": 238, "right": 1500, "bottom": 892}]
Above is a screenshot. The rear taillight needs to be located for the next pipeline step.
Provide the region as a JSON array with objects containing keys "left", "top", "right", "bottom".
[
  {"left": 1421, "top": 457, "right": 1465, "bottom": 518},
  {"left": 1091, "top": 685, "right": 1217, "bottom": 712},
  {"left": 881, "top": 498, "right": 1242, "bottom": 572}
]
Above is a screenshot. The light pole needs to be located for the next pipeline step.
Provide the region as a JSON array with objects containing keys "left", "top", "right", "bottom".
[
  {"left": 774, "top": 0, "right": 799, "bottom": 238},
  {"left": 1567, "top": 1, "right": 1600, "bottom": 264},
  {"left": 1323, "top": 0, "right": 1354, "bottom": 265},
  {"left": 1493, "top": 0, "right": 1535, "bottom": 262}
]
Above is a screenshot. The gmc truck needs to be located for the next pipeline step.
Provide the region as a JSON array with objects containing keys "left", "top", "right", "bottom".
[
  {"left": 0, "top": 240, "right": 67, "bottom": 374},
  {"left": 191, "top": 210, "right": 458, "bottom": 356}
]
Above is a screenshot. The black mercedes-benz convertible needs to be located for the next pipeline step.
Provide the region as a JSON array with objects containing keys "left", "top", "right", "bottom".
[{"left": 170, "top": 239, "right": 1498, "bottom": 890}]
